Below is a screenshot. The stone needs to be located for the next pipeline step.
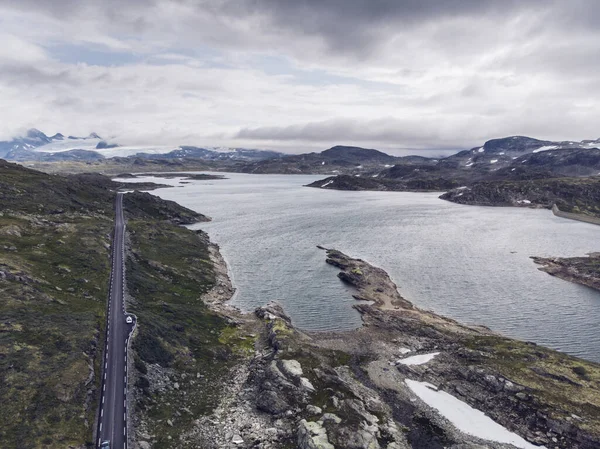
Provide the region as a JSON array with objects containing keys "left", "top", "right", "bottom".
[
  {"left": 138, "top": 442, "right": 151, "bottom": 449},
  {"left": 173, "top": 382, "right": 180, "bottom": 390},
  {"left": 231, "top": 434, "right": 244, "bottom": 445},
  {"left": 306, "top": 405, "right": 323, "bottom": 416},
  {"left": 300, "top": 377, "right": 316, "bottom": 392},
  {"left": 280, "top": 359, "right": 303, "bottom": 378},
  {"left": 167, "top": 419, "right": 173, "bottom": 427},
  {"left": 319, "top": 413, "right": 342, "bottom": 425},
  {"left": 298, "top": 419, "right": 334, "bottom": 449},
  {"left": 256, "top": 390, "right": 290, "bottom": 415}
]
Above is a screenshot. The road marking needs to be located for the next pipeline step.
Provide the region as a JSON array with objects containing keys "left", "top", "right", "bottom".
[
  {"left": 99, "top": 423, "right": 102, "bottom": 432},
  {"left": 101, "top": 409, "right": 103, "bottom": 417},
  {"left": 102, "top": 396, "right": 105, "bottom": 403}
]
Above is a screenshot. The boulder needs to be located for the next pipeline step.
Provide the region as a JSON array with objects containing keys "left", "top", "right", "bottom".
[
  {"left": 279, "top": 359, "right": 303, "bottom": 378},
  {"left": 298, "top": 419, "right": 334, "bottom": 449},
  {"left": 256, "top": 390, "right": 290, "bottom": 415}
]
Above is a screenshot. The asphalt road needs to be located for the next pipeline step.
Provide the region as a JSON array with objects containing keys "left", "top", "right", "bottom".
[{"left": 97, "top": 192, "right": 135, "bottom": 449}]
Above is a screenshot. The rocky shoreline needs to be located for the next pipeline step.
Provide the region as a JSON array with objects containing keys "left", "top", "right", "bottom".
[
  {"left": 155, "top": 245, "right": 600, "bottom": 449},
  {"left": 532, "top": 253, "right": 600, "bottom": 292}
]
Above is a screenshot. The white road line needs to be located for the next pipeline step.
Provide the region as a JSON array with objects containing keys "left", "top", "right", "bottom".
[
  {"left": 101, "top": 409, "right": 103, "bottom": 417},
  {"left": 99, "top": 423, "right": 102, "bottom": 432},
  {"left": 102, "top": 396, "right": 105, "bottom": 403}
]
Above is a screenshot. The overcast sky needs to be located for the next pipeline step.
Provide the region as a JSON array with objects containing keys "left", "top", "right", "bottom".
[{"left": 0, "top": 0, "right": 598, "bottom": 154}]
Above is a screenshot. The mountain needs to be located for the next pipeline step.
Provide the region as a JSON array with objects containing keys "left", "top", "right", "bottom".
[
  {"left": 131, "top": 146, "right": 284, "bottom": 161},
  {"left": 96, "top": 141, "right": 119, "bottom": 149},
  {"left": 320, "top": 145, "right": 397, "bottom": 163},
  {"left": 308, "top": 136, "right": 600, "bottom": 192},
  {"left": 0, "top": 129, "right": 284, "bottom": 163},
  {"left": 234, "top": 145, "right": 418, "bottom": 174}
]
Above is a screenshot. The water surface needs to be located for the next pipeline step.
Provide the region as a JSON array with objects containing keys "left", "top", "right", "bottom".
[{"left": 117, "top": 173, "right": 600, "bottom": 362}]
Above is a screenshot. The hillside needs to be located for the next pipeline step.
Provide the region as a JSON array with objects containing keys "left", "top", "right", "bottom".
[
  {"left": 0, "top": 160, "right": 212, "bottom": 447},
  {"left": 440, "top": 177, "right": 600, "bottom": 218}
]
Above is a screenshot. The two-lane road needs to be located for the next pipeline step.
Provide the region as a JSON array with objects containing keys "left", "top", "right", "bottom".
[{"left": 97, "top": 192, "right": 135, "bottom": 449}]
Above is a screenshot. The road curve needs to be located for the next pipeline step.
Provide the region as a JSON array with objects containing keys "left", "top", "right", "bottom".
[{"left": 97, "top": 192, "right": 135, "bottom": 449}]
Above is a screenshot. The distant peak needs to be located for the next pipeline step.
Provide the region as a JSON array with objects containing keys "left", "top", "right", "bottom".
[
  {"left": 26, "top": 128, "right": 48, "bottom": 139},
  {"left": 88, "top": 132, "right": 102, "bottom": 139},
  {"left": 50, "top": 133, "right": 64, "bottom": 140}
]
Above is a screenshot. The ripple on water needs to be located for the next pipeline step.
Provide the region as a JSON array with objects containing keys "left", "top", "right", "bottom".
[{"left": 121, "top": 173, "right": 600, "bottom": 363}]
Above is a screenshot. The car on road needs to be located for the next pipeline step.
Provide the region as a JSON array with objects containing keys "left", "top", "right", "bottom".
[
  {"left": 100, "top": 441, "right": 110, "bottom": 449},
  {"left": 126, "top": 316, "right": 133, "bottom": 324}
]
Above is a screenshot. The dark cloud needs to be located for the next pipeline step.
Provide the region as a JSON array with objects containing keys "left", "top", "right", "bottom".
[{"left": 236, "top": 117, "right": 457, "bottom": 149}]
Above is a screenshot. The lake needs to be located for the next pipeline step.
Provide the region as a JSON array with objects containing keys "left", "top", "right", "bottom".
[{"left": 116, "top": 173, "right": 600, "bottom": 362}]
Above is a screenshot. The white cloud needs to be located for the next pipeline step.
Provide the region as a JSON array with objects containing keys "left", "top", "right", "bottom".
[{"left": 0, "top": 1, "right": 599, "bottom": 151}]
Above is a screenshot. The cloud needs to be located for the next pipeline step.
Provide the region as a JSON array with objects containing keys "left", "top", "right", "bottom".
[{"left": 0, "top": 1, "right": 599, "bottom": 151}]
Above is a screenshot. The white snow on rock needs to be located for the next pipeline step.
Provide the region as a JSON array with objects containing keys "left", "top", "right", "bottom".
[
  {"left": 321, "top": 180, "right": 334, "bottom": 188},
  {"left": 490, "top": 159, "right": 498, "bottom": 164},
  {"left": 517, "top": 200, "right": 532, "bottom": 204},
  {"left": 397, "top": 352, "right": 440, "bottom": 366},
  {"left": 532, "top": 145, "right": 558, "bottom": 153},
  {"left": 405, "top": 380, "right": 546, "bottom": 449},
  {"left": 477, "top": 147, "right": 485, "bottom": 153}
]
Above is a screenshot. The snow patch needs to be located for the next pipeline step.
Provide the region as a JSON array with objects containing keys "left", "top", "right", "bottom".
[
  {"left": 490, "top": 159, "right": 498, "bottom": 164},
  {"left": 398, "top": 352, "right": 440, "bottom": 366},
  {"left": 532, "top": 145, "right": 558, "bottom": 153},
  {"left": 405, "top": 380, "right": 546, "bottom": 449},
  {"left": 477, "top": 147, "right": 485, "bottom": 153},
  {"left": 517, "top": 199, "right": 531, "bottom": 204},
  {"left": 321, "top": 180, "right": 334, "bottom": 188}
]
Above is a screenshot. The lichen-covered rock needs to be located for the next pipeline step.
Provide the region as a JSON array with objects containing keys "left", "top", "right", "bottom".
[{"left": 298, "top": 419, "right": 335, "bottom": 449}]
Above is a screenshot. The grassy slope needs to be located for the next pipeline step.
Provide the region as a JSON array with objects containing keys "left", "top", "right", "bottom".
[
  {"left": 0, "top": 160, "right": 214, "bottom": 448},
  {"left": 0, "top": 162, "right": 115, "bottom": 448},
  {"left": 125, "top": 219, "right": 251, "bottom": 449}
]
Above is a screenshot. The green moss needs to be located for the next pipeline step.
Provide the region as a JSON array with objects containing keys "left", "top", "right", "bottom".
[
  {"left": 464, "top": 334, "right": 600, "bottom": 434},
  {"left": 218, "top": 326, "right": 256, "bottom": 355}
]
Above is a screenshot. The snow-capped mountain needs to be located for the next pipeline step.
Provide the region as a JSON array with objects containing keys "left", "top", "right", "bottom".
[{"left": 0, "top": 129, "right": 283, "bottom": 162}]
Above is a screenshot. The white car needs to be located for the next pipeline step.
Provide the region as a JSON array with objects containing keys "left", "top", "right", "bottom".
[{"left": 126, "top": 316, "right": 133, "bottom": 324}]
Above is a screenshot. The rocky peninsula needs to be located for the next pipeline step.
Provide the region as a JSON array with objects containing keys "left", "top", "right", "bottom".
[
  {"left": 138, "top": 244, "right": 600, "bottom": 449},
  {"left": 532, "top": 253, "right": 600, "bottom": 292}
]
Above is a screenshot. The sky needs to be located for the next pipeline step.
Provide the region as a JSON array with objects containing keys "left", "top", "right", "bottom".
[{"left": 0, "top": 0, "right": 599, "bottom": 155}]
